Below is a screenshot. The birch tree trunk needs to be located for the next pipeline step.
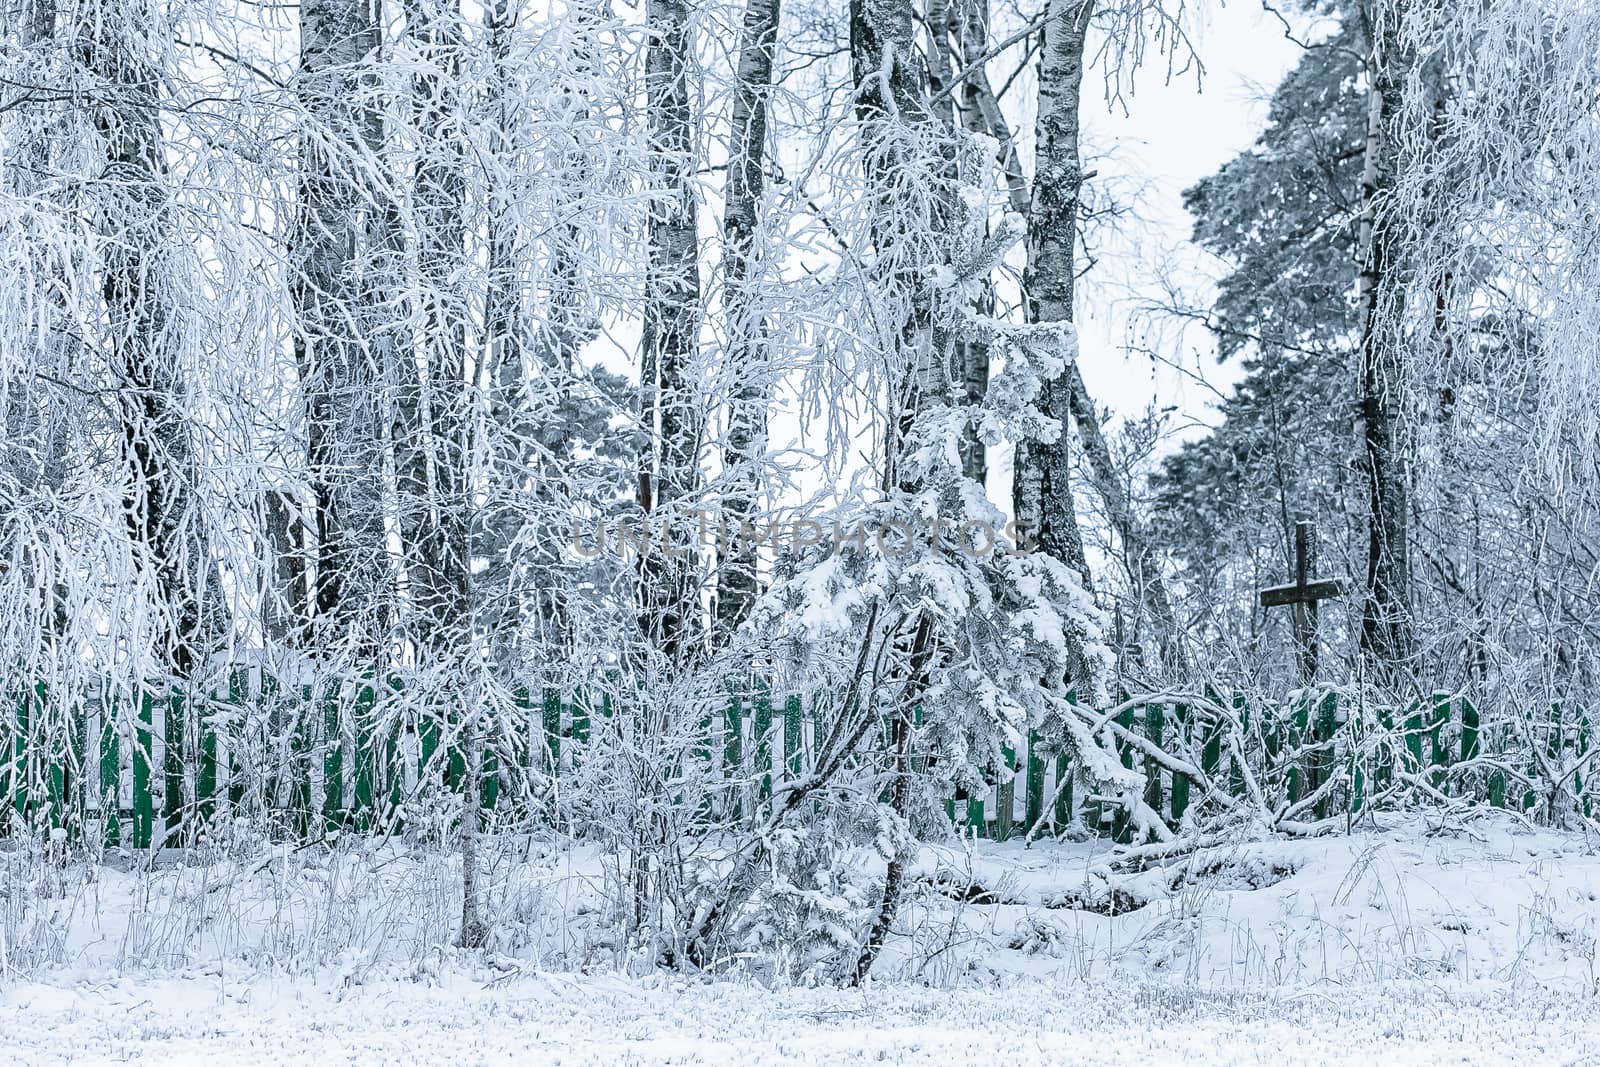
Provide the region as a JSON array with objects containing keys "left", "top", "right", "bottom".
[
  {"left": 847, "top": 0, "right": 953, "bottom": 984},
  {"left": 955, "top": 0, "right": 1028, "bottom": 216},
  {"left": 1354, "top": 0, "right": 1415, "bottom": 677},
  {"left": 850, "top": 0, "right": 953, "bottom": 481},
  {"left": 396, "top": 0, "right": 470, "bottom": 659},
  {"left": 481, "top": 0, "right": 541, "bottom": 660},
  {"left": 456, "top": 694, "right": 488, "bottom": 948},
  {"left": 395, "top": 0, "right": 482, "bottom": 947},
  {"left": 3, "top": 0, "right": 74, "bottom": 653},
  {"left": 957, "top": 0, "right": 1184, "bottom": 671},
  {"left": 295, "top": 0, "right": 391, "bottom": 660},
  {"left": 260, "top": 489, "right": 310, "bottom": 649},
  {"left": 82, "top": 2, "right": 218, "bottom": 682},
  {"left": 713, "top": 0, "right": 782, "bottom": 643},
  {"left": 639, "top": 0, "right": 704, "bottom": 660},
  {"left": 1013, "top": 0, "right": 1096, "bottom": 595},
  {"left": 941, "top": 0, "right": 992, "bottom": 485}
]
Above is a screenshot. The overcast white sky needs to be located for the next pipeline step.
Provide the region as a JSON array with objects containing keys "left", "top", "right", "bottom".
[{"left": 1069, "top": 1, "right": 1310, "bottom": 430}]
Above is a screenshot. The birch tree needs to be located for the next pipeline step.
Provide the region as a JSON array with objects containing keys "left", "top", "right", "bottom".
[
  {"left": 636, "top": 0, "right": 705, "bottom": 663},
  {"left": 82, "top": 1, "right": 220, "bottom": 684},
  {"left": 1013, "top": 0, "right": 1095, "bottom": 596},
  {"left": 845, "top": 0, "right": 947, "bottom": 983},
  {"left": 396, "top": 0, "right": 469, "bottom": 663},
  {"left": 1, "top": 0, "right": 73, "bottom": 663},
  {"left": 1353, "top": 0, "right": 1415, "bottom": 677},
  {"left": 714, "top": 0, "right": 783, "bottom": 641},
  {"left": 294, "top": 0, "right": 392, "bottom": 661},
  {"left": 955, "top": 0, "right": 1189, "bottom": 673},
  {"left": 395, "top": 0, "right": 489, "bottom": 947}
]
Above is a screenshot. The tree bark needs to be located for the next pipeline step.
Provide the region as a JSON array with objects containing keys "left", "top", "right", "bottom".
[
  {"left": 639, "top": 0, "right": 705, "bottom": 660},
  {"left": 395, "top": 0, "right": 470, "bottom": 658},
  {"left": 846, "top": 0, "right": 951, "bottom": 983},
  {"left": 4, "top": 0, "right": 75, "bottom": 654},
  {"left": 261, "top": 490, "right": 310, "bottom": 649},
  {"left": 945, "top": 0, "right": 992, "bottom": 485},
  {"left": 455, "top": 709, "right": 488, "bottom": 948},
  {"left": 714, "top": 0, "right": 783, "bottom": 644},
  {"left": 82, "top": 2, "right": 219, "bottom": 682},
  {"left": 1013, "top": 0, "right": 1096, "bottom": 595},
  {"left": 1354, "top": 0, "right": 1415, "bottom": 678},
  {"left": 396, "top": 0, "right": 482, "bottom": 948},
  {"left": 850, "top": 0, "right": 953, "bottom": 484},
  {"left": 954, "top": 0, "right": 1029, "bottom": 217},
  {"left": 295, "top": 0, "right": 391, "bottom": 661}
]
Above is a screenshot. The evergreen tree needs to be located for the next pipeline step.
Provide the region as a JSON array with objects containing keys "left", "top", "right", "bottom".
[{"left": 1155, "top": 14, "right": 1365, "bottom": 675}]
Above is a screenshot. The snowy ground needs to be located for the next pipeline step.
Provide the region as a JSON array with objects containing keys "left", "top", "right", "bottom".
[
  {"left": 5, "top": 970, "right": 1598, "bottom": 1065},
  {"left": 902, "top": 817, "right": 1600, "bottom": 990},
  {"left": 3, "top": 813, "right": 1598, "bottom": 1064}
]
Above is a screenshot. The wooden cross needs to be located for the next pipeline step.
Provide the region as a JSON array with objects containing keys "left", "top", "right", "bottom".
[{"left": 1258, "top": 515, "right": 1344, "bottom": 684}]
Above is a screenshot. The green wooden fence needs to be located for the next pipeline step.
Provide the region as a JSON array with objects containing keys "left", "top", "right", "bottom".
[{"left": 1, "top": 671, "right": 1593, "bottom": 848}]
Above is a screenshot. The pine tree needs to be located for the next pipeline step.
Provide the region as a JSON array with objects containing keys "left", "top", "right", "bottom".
[{"left": 1156, "top": 14, "right": 1365, "bottom": 670}]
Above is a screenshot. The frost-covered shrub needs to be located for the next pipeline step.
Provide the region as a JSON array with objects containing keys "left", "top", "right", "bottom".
[
  {"left": 732, "top": 801, "right": 886, "bottom": 983},
  {"left": 745, "top": 320, "right": 1117, "bottom": 820}
]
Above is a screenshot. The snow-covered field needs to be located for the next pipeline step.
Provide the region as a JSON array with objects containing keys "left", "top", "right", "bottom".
[
  {"left": 4, "top": 815, "right": 1598, "bottom": 1064},
  {"left": 904, "top": 820, "right": 1600, "bottom": 990},
  {"left": 6, "top": 970, "right": 1598, "bottom": 1065}
]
